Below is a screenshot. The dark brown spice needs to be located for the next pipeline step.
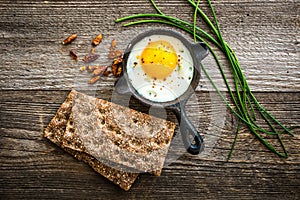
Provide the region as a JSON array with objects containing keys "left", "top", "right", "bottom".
[
  {"left": 103, "top": 70, "right": 112, "bottom": 77},
  {"left": 93, "top": 66, "right": 108, "bottom": 76},
  {"left": 92, "top": 33, "right": 103, "bottom": 46},
  {"left": 111, "top": 38, "right": 117, "bottom": 49},
  {"left": 82, "top": 54, "right": 100, "bottom": 63},
  {"left": 88, "top": 75, "right": 101, "bottom": 84},
  {"left": 111, "top": 56, "right": 123, "bottom": 77},
  {"left": 62, "top": 34, "right": 77, "bottom": 45},
  {"left": 108, "top": 39, "right": 117, "bottom": 58},
  {"left": 114, "top": 49, "right": 123, "bottom": 58},
  {"left": 69, "top": 50, "right": 78, "bottom": 61}
]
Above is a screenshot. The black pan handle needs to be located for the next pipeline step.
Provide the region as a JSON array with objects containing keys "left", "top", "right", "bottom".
[{"left": 171, "top": 103, "right": 204, "bottom": 155}]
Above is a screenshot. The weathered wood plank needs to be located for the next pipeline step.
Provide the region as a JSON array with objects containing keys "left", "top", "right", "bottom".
[{"left": 0, "top": 0, "right": 299, "bottom": 91}]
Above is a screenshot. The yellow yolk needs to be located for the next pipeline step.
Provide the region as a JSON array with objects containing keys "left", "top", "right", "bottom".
[{"left": 140, "top": 40, "right": 178, "bottom": 80}]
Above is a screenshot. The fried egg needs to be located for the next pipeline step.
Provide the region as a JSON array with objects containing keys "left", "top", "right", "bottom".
[{"left": 126, "top": 34, "right": 194, "bottom": 102}]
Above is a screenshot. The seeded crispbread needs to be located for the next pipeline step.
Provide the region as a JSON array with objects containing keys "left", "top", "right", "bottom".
[
  {"left": 44, "top": 90, "right": 175, "bottom": 190},
  {"left": 44, "top": 90, "right": 139, "bottom": 191}
]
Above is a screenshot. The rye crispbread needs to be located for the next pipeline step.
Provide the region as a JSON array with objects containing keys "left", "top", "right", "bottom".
[{"left": 44, "top": 90, "right": 175, "bottom": 190}]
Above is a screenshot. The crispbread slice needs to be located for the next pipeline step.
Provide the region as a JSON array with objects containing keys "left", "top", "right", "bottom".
[
  {"left": 44, "top": 89, "right": 176, "bottom": 190},
  {"left": 44, "top": 90, "right": 138, "bottom": 191}
]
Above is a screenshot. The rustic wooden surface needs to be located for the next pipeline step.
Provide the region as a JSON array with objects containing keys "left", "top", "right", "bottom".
[{"left": 0, "top": 0, "right": 299, "bottom": 199}]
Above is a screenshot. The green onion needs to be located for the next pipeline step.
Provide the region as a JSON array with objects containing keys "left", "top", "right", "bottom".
[{"left": 115, "top": 0, "right": 296, "bottom": 159}]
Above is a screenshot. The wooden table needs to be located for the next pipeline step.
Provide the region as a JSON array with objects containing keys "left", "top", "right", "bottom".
[{"left": 0, "top": 0, "right": 299, "bottom": 199}]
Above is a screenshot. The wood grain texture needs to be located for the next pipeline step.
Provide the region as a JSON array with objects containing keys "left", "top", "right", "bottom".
[
  {"left": 0, "top": 0, "right": 299, "bottom": 91},
  {"left": 0, "top": 0, "right": 299, "bottom": 199},
  {"left": 1, "top": 90, "right": 299, "bottom": 199}
]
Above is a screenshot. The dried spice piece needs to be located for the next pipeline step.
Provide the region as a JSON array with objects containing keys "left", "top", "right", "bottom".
[
  {"left": 79, "top": 66, "right": 86, "bottom": 72},
  {"left": 108, "top": 38, "right": 117, "bottom": 58},
  {"left": 103, "top": 70, "right": 111, "bottom": 77},
  {"left": 91, "top": 47, "right": 95, "bottom": 54},
  {"left": 111, "top": 38, "right": 117, "bottom": 50},
  {"left": 88, "top": 66, "right": 98, "bottom": 72},
  {"left": 111, "top": 56, "right": 123, "bottom": 77},
  {"left": 62, "top": 34, "right": 77, "bottom": 45},
  {"left": 88, "top": 75, "right": 101, "bottom": 84},
  {"left": 69, "top": 50, "right": 78, "bottom": 61},
  {"left": 114, "top": 49, "right": 123, "bottom": 58},
  {"left": 92, "top": 33, "right": 103, "bottom": 46},
  {"left": 93, "top": 66, "right": 108, "bottom": 76},
  {"left": 82, "top": 54, "right": 100, "bottom": 63},
  {"left": 109, "top": 49, "right": 123, "bottom": 59}
]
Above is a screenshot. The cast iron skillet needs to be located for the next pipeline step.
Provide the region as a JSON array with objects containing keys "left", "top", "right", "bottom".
[{"left": 114, "top": 29, "right": 208, "bottom": 155}]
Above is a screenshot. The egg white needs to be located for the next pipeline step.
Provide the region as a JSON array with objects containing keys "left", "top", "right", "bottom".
[{"left": 126, "top": 35, "right": 194, "bottom": 102}]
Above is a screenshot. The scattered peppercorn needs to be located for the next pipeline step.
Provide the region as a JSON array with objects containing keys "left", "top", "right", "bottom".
[
  {"left": 61, "top": 33, "right": 124, "bottom": 84},
  {"left": 108, "top": 38, "right": 117, "bottom": 58},
  {"left": 88, "top": 66, "right": 98, "bottom": 72},
  {"left": 69, "top": 50, "right": 78, "bottom": 61},
  {"left": 82, "top": 54, "right": 100, "bottom": 63},
  {"left": 92, "top": 33, "right": 103, "bottom": 46},
  {"left": 62, "top": 34, "right": 77, "bottom": 45},
  {"left": 93, "top": 66, "right": 108, "bottom": 76},
  {"left": 88, "top": 75, "right": 101, "bottom": 84},
  {"left": 103, "top": 70, "right": 112, "bottom": 77},
  {"left": 114, "top": 49, "right": 123, "bottom": 58},
  {"left": 111, "top": 56, "right": 123, "bottom": 77}
]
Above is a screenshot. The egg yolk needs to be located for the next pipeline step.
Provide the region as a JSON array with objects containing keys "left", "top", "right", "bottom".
[{"left": 140, "top": 40, "right": 178, "bottom": 80}]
